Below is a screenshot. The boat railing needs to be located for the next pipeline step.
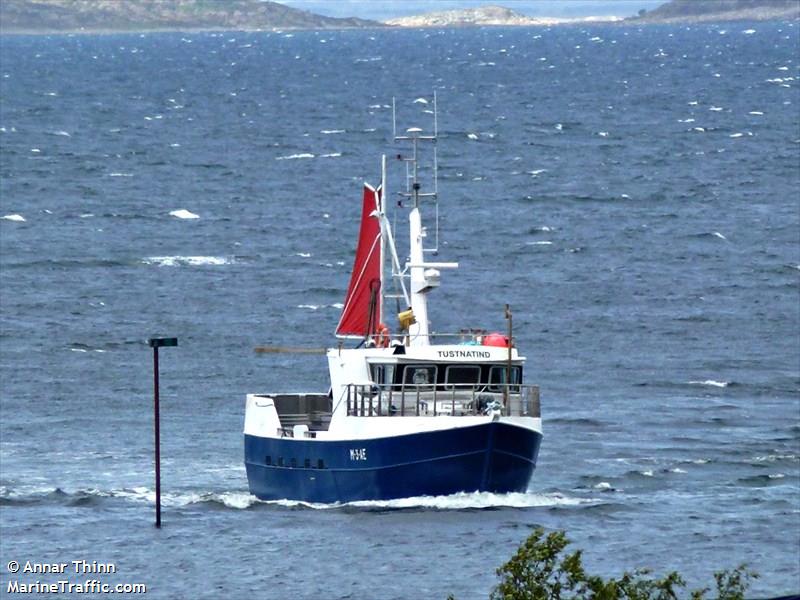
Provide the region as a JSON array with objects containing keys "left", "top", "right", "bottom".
[
  {"left": 345, "top": 383, "right": 540, "bottom": 418},
  {"left": 366, "top": 330, "right": 499, "bottom": 347}
]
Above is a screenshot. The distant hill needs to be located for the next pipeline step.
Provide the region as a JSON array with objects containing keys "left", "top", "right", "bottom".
[
  {"left": 384, "top": 4, "right": 621, "bottom": 28},
  {"left": 0, "top": 0, "right": 381, "bottom": 34},
  {"left": 630, "top": 0, "right": 800, "bottom": 23}
]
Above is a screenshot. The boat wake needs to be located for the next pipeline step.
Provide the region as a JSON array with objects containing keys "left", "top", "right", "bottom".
[
  {"left": 0, "top": 486, "right": 595, "bottom": 511},
  {"left": 339, "top": 491, "right": 596, "bottom": 510},
  {"left": 203, "top": 490, "right": 598, "bottom": 511}
]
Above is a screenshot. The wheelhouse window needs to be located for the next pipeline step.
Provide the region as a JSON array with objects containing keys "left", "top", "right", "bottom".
[
  {"left": 370, "top": 363, "right": 395, "bottom": 387},
  {"left": 444, "top": 365, "right": 481, "bottom": 390},
  {"left": 488, "top": 366, "right": 521, "bottom": 392},
  {"left": 402, "top": 365, "right": 437, "bottom": 388}
]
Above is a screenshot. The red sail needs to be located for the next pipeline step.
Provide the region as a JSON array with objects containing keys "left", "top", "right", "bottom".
[{"left": 336, "top": 184, "right": 382, "bottom": 337}]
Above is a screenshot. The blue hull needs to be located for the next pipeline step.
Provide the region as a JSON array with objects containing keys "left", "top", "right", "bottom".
[{"left": 244, "top": 422, "right": 542, "bottom": 503}]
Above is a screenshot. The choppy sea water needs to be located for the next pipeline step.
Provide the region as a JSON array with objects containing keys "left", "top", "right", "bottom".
[{"left": 0, "top": 22, "right": 798, "bottom": 599}]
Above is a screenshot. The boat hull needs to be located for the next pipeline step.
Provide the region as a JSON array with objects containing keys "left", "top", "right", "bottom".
[{"left": 244, "top": 422, "right": 542, "bottom": 503}]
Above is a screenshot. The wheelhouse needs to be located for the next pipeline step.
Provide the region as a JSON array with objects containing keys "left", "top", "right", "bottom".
[
  {"left": 344, "top": 356, "right": 537, "bottom": 418},
  {"left": 369, "top": 362, "right": 522, "bottom": 392}
]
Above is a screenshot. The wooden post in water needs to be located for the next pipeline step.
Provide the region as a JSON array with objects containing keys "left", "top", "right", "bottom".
[{"left": 148, "top": 337, "right": 178, "bottom": 529}]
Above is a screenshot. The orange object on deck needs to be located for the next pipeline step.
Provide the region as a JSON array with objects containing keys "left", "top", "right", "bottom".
[
  {"left": 374, "top": 323, "right": 390, "bottom": 348},
  {"left": 482, "top": 332, "right": 509, "bottom": 347}
]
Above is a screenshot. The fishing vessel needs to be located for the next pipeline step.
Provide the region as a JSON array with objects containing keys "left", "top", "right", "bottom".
[{"left": 244, "top": 97, "right": 542, "bottom": 503}]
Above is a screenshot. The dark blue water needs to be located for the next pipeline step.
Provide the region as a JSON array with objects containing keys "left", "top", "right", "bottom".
[{"left": 1, "top": 22, "right": 798, "bottom": 599}]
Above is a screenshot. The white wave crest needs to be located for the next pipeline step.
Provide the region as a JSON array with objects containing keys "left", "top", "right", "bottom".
[
  {"left": 142, "top": 256, "right": 233, "bottom": 267},
  {"left": 276, "top": 153, "right": 314, "bottom": 160},
  {"left": 0, "top": 484, "right": 61, "bottom": 498},
  {"left": 108, "top": 487, "right": 259, "bottom": 509},
  {"left": 351, "top": 491, "right": 595, "bottom": 509},
  {"left": 169, "top": 209, "right": 199, "bottom": 219},
  {"left": 754, "top": 454, "right": 799, "bottom": 463},
  {"left": 688, "top": 380, "right": 729, "bottom": 388}
]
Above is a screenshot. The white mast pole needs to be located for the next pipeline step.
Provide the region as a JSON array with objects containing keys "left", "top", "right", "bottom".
[
  {"left": 407, "top": 129, "right": 430, "bottom": 346},
  {"left": 408, "top": 205, "right": 429, "bottom": 345}
]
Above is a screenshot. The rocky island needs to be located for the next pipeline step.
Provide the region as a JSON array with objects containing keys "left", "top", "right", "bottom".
[
  {"left": 630, "top": 0, "right": 800, "bottom": 23},
  {"left": 388, "top": 0, "right": 799, "bottom": 27},
  {"left": 0, "top": 0, "right": 380, "bottom": 34},
  {"left": 384, "top": 5, "right": 620, "bottom": 28}
]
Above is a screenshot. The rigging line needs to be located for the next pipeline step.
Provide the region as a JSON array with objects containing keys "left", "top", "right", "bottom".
[{"left": 366, "top": 279, "right": 380, "bottom": 338}]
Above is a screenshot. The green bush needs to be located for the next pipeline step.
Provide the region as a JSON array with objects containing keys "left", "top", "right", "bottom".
[{"left": 468, "top": 528, "right": 757, "bottom": 600}]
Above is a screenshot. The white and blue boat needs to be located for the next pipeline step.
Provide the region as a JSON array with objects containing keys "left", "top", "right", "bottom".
[{"left": 244, "top": 98, "right": 542, "bottom": 503}]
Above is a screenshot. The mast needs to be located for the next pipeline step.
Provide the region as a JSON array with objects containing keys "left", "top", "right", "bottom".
[
  {"left": 393, "top": 93, "right": 457, "bottom": 347},
  {"left": 379, "top": 154, "right": 386, "bottom": 329}
]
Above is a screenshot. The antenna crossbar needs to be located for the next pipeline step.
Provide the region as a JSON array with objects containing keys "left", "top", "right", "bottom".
[{"left": 398, "top": 192, "right": 437, "bottom": 198}]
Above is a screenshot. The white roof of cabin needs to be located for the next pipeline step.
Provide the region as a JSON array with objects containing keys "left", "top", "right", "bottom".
[{"left": 326, "top": 344, "right": 525, "bottom": 364}]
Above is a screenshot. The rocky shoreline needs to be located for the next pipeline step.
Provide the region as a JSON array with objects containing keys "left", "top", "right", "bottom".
[{"left": 1, "top": 0, "right": 798, "bottom": 35}]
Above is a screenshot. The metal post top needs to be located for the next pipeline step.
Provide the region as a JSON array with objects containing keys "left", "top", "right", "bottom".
[{"left": 148, "top": 337, "right": 178, "bottom": 348}]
